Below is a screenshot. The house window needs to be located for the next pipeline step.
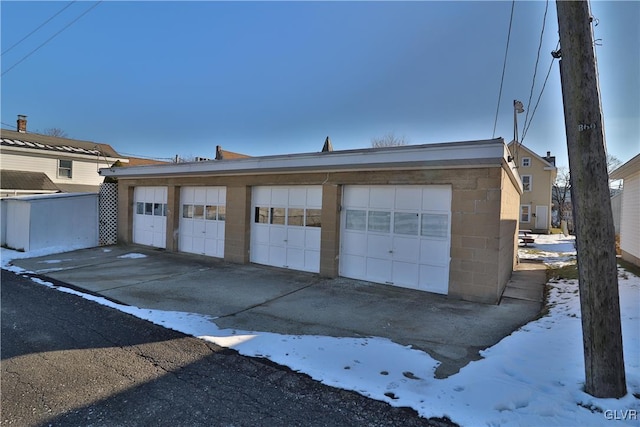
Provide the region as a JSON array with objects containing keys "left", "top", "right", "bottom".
[
  {"left": 521, "top": 205, "right": 531, "bottom": 223},
  {"left": 58, "top": 159, "right": 72, "bottom": 178},
  {"left": 522, "top": 157, "right": 531, "bottom": 167},
  {"left": 522, "top": 175, "right": 532, "bottom": 192}
]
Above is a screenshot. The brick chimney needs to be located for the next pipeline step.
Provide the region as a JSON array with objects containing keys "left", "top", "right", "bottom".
[
  {"left": 544, "top": 150, "right": 556, "bottom": 166},
  {"left": 17, "top": 115, "right": 27, "bottom": 133}
]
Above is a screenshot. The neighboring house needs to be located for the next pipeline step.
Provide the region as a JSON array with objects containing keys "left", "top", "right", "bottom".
[
  {"left": 215, "top": 145, "right": 251, "bottom": 160},
  {"left": 0, "top": 115, "right": 127, "bottom": 196},
  {"left": 610, "top": 153, "right": 640, "bottom": 267},
  {"left": 507, "top": 141, "right": 557, "bottom": 234},
  {"left": 100, "top": 137, "right": 523, "bottom": 304}
]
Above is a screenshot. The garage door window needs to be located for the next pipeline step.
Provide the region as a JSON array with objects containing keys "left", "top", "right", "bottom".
[
  {"left": 394, "top": 212, "right": 419, "bottom": 235},
  {"left": 255, "top": 207, "right": 269, "bottom": 223},
  {"left": 305, "top": 209, "right": 321, "bottom": 227},
  {"left": 288, "top": 208, "right": 304, "bottom": 226},
  {"left": 421, "top": 213, "right": 448, "bottom": 238},
  {"left": 346, "top": 210, "right": 366, "bottom": 231},
  {"left": 183, "top": 204, "right": 225, "bottom": 221},
  {"left": 255, "top": 206, "right": 320, "bottom": 227},
  {"left": 368, "top": 211, "right": 391, "bottom": 233},
  {"left": 137, "top": 202, "right": 166, "bottom": 217}
]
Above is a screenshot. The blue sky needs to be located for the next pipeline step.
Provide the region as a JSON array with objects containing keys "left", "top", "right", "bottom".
[{"left": 1, "top": 1, "right": 638, "bottom": 167}]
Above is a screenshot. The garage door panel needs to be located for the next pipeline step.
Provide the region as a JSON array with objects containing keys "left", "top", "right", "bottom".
[
  {"left": 342, "top": 231, "right": 366, "bottom": 255},
  {"left": 288, "top": 187, "right": 307, "bottom": 206},
  {"left": 205, "top": 240, "right": 219, "bottom": 257},
  {"left": 253, "top": 187, "right": 271, "bottom": 205},
  {"left": 269, "top": 227, "right": 286, "bottom": 247},
  {"left": 192, "top": 236, "right": 205, "bottom": 254},
  {"left": 419, "top": 239, "right": 449, "bottom": 265},
  {"left": 205, "top": 221, "right": 219, "bottom": 238},
  {"left": 367, "top": 234, "right": 392, "bottom": 258},
  {"left": 269, "top": 245, "right": 286, "bottom": 267},
  {"left": 420, "top": 265, "right": 449, "bottom": 294},
  {"left": 343, "top": 186, "right": 369, "bottom": 208},
  {"left": 286, "top": 227, "right": 305, "bottom": 248},
  {"left": 193, "top": 187, "right": 207, "bottom": 204},
  {"left": 305, "top": 250, "right": 320, "bottom": 272},
  {"left": 392, "top": 236, "right": 420, "bottom": 262},
  {"left": 286, "top": 247, "right": 304, "bottom": 270},
  {"left": 304, "top": 228, "right": 321, "bottom": 250},
  {"left": 392, "top": 261, "right": 419, "bottom": 288},
  {"left": 340, "top": 254, "right": 366, "bottom": 277},
  {"left": 369, "top": 187, "right": 394, "bottom": 209},
  {"left": 395, "top": 187, "right": 422, "bottom": 210},
  {"left": 271, "top": 187, "right": 289, "bottom": 205},
  {"left": 253, "top": 224, "right": 270, "bottom": 245},
  {"left": 307, "top": 186, "right": 322, "bottom": 206},
  {"left": 366, "top": 258, "right": 392, "bottom": 283},
  {"left": 251, "top": 243, "right": 268, "bottom": 264}
]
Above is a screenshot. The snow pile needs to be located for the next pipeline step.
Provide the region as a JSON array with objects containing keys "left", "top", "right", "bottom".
[
  {"left": 2, "top": 234, "right": 639, "bottom": 426},
  {"left": 117, "top": 252, "right": 147, "bottom": 259},
  {"left": 519, "top": 233, "right": 577, "bottom": 267}
]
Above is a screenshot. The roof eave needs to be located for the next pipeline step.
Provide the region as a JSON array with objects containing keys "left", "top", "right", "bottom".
[{"left": 100, "top": 138, "right": 507, "bottom": 178}]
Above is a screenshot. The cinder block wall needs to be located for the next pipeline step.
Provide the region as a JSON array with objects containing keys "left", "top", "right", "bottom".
[
  {"left": 224, "top": 185, "right": 251, "bottom": 263},
  {"left": 498, "top": 168, "right": 522, "bottom": 299},
  {"left": 448, "top": 168, "right": 504, "bottom": 303}
]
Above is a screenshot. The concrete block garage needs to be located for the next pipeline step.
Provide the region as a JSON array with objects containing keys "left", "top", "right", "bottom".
[{"left": 100, "top": 138, "right": 523, "bottom": 303}]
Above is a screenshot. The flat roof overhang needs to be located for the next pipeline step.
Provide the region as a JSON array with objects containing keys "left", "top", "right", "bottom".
[{"left": 100, "top": 138, "right": 519, "bottom": 182}]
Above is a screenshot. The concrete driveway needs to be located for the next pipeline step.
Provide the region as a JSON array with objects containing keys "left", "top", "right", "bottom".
[{"left": 9, "top": 245, "right": 546, "bottom": 378}]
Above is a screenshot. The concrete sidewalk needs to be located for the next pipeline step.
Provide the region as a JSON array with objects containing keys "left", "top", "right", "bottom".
[{"left": 9, "top": 245, "right": 547, "bottom": 378}]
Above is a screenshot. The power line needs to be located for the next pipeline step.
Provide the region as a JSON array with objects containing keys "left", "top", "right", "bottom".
[
  {"left": 521, "top": 41, "right": 559, "bottom": 143},
  {"left": 118, "top": 152, "right": 175, "bottom": 161},
  {"left": 492, "top": 1, "right": 516, "bottom": 139},
  {"left": 521, "top": 0, "right": 549, "bottom": 141},
  {"left": 1, "top": 1, "right": 102, "bottom": 77},
  {"left": 2, "top": 1, "right": 77, "bottom": 56}
]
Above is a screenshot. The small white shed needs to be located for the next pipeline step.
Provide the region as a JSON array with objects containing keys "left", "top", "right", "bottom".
[{"left": 2, "top": 193, "right": 98, "bottom": 252}]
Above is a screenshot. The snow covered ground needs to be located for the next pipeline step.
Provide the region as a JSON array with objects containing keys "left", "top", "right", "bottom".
[{"left": 3, "top": 234, "right": 639, "bottom": 426}]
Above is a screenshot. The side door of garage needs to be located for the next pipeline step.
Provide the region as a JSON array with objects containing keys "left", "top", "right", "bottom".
[
  {"left": 340, "top": 185, "right": 451, "bottom": 294},
  {"left": 133, "top": 186, "right": 167, "bottom": 249},
  {"left": 179, "top": 186, "right": 226, "bottom": 258},
  {"left": 250, "top": 186, "right": 322, "bottom": 273}
]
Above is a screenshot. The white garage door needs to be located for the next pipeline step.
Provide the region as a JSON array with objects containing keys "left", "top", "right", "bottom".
[
  {"left": 251, "top": 186, "right": 322, "bottom": 273},
  {"left": 179, "top": 186, "right": 226, "bottom": 258},
  {"left": 340, "top": 185, "right": 451, "bottom": 294},
  {"left": 133, "top": 186, "right": 167, "bottom": 248}
]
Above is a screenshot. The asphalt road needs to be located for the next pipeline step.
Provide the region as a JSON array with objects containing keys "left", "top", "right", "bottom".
[{"left": 1, "top": 269, "right": 456, "bottom": 427}]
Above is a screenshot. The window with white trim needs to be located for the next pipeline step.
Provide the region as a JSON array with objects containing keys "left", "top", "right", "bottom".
[
  {"left": 522, "top": 175, "right": 532, "bottom": 192},
  {"left": 520, "top": 205, "right": 531, "bottom": 223},
  {"left": 58, "top": 159, "right": 72, "bottom": 178},
  {"left": 522, "top": 157, "right": 531, "bottom": 167}
]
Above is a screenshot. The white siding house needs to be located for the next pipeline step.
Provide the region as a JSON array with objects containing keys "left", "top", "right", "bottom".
[
  {"left": 1, "top": 117, "right": 127, "bottom": 196},
  {"left": 610, "top": 154, "right": 640, "bottom": 267}
]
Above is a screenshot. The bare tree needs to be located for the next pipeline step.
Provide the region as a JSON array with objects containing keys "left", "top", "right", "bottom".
[
  {"left": 42, "top": 127, "right": 69, "bottom": 138},
  {"left": 371, "top": 132, "right": 408, "bottom": 148},
  {"left": 553, "top": 167, "right": 572, "bottom": 230},
  {"left": 606, "top": 154, "right": 622, "bottom": 172}
]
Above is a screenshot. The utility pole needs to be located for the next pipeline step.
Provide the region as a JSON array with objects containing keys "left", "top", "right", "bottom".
[{"left": 555, "top": 1, "right": 626, "bottom": 398}]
